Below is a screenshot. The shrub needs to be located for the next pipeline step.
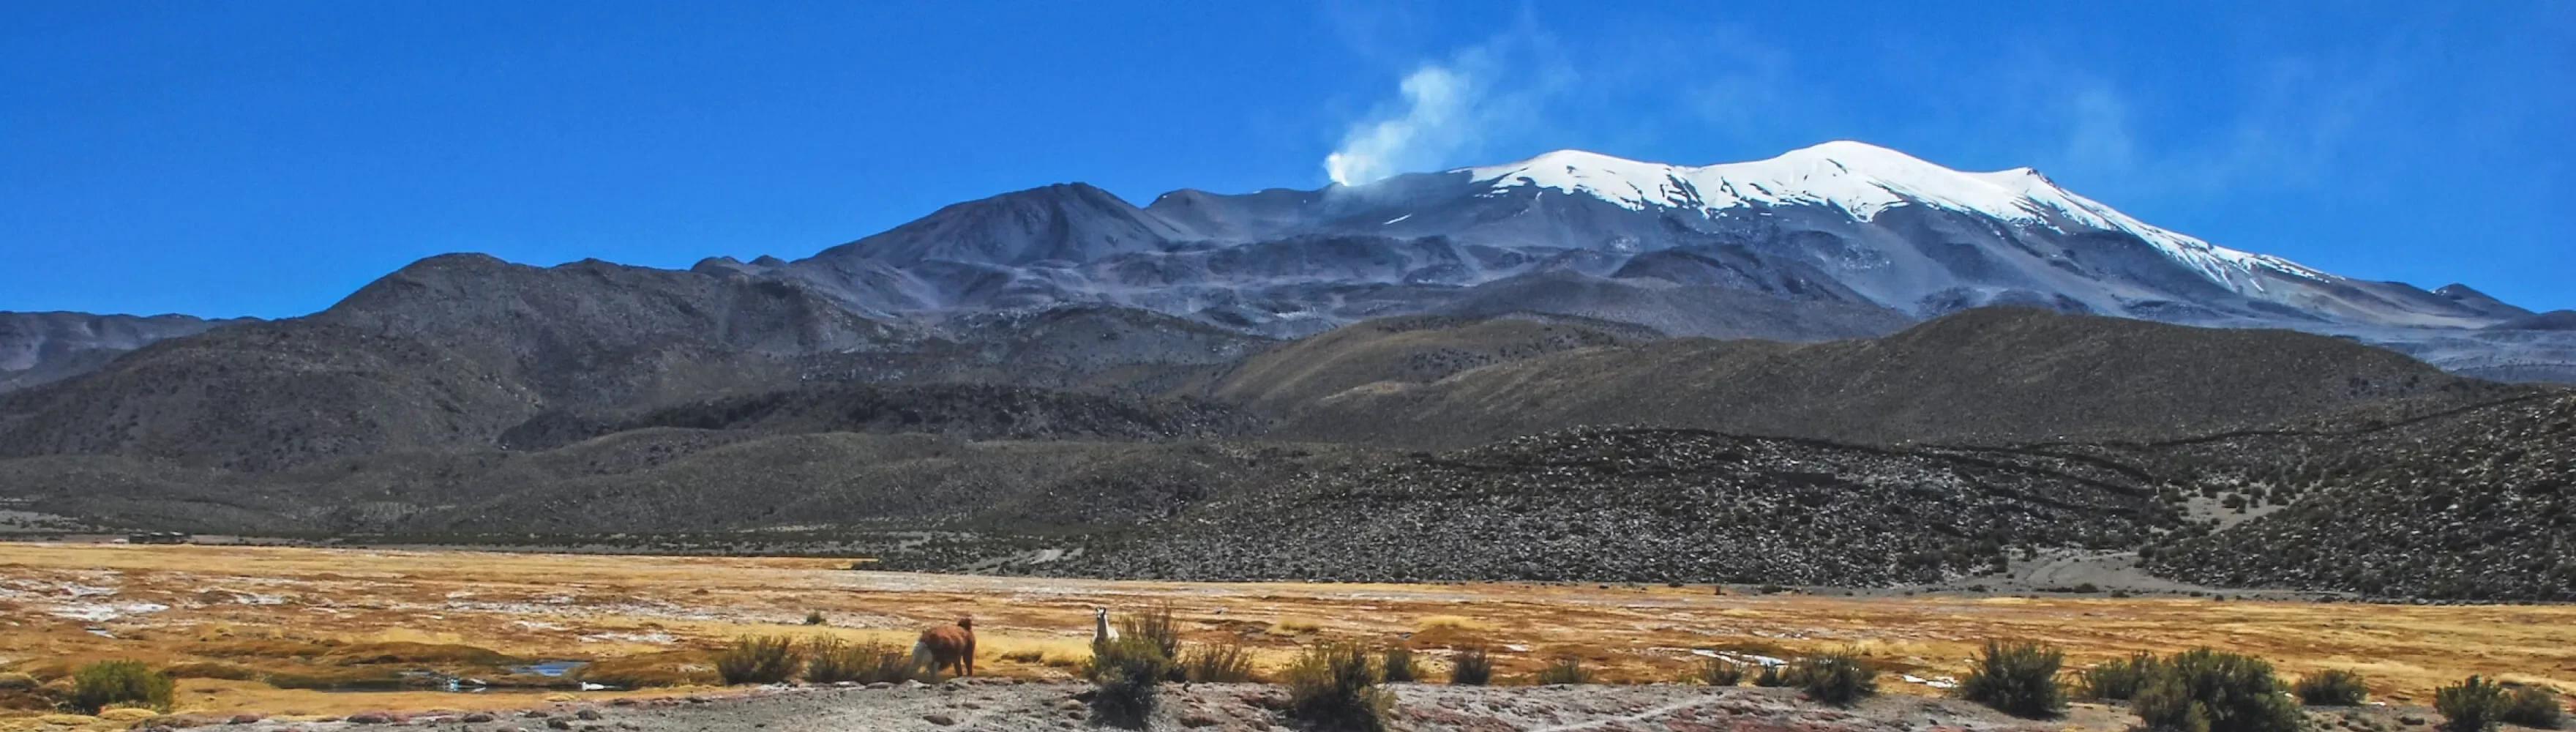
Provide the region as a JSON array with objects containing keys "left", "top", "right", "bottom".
[
  {"left": 2292, "top": 669, "right": 2369, "bottom": 706},
  {"left": 1284, "top": 641, "right": 1389, "bottom": 732},
  {"left": 804, "top": 610, "right": 826, "bottom": 626},
  {"left": 1959, "top": 640, "right": 2067, "bottom": 718},
  {"left": 70, "top": 661, "right": 173, "bottom": 714},
  {"left": 2081, "top": 651, "right": 2164, "bottom": 701},
  {"left": 2501, "top": 684, "right": 2563, "bottom": 729},
  {"left": 803, "top": 637, "right": 913, "bottom": 684},
  {"left": 0, "top": 672, "right": 37, "bottom": 691},
  {"left": 1087, "top": 635, "right": 1174, "bottom": 729},
  {"left": 1380, "top": 647, "right": 1417, "bottom": 683},
  {"left": 1179, "top": 642, "right": 1258, "bottom": 683},
  {"left": 2436, "top": 676, "right": 2509, "bottom": 732},
  {"left": 1694, "top": 657, "right": 1745, "bottom": 687},
  {"left": 1752, "top": 663, "right": 1792, "bottom": 687},
  {"left": 1120, "top": 604, "right": 1183, "bottom": 663},
  {"left": 2133, "top": 649, "right": 2300, "bottom": 732},
  {"left": 1448, "top": 646, "right": 1492, "bottom": 686},
  {"left": 1535, "top": 656, "right": 1592, "bottom": 685},
  {"left": 715, "top": 635, "right": 801, "bottom": 685},
  {"left": 1790, "top": 651, "right": 1877, "bottom": 706}
]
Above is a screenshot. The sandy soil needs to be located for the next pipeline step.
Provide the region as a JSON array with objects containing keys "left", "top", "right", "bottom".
[{"left": 4, "top": 542, "right": 2572, "bottom": 729}]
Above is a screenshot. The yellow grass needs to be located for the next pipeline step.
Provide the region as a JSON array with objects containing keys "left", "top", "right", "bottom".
[
  {"left": 3, "top": 541, "right": 2571, "bottom": 723},
  {"left": 1267, "top": 616, "right": 1326, "bottom": 635},
  {"left": 1416, "top": 615, "right": 1497, "bottom": 632}
]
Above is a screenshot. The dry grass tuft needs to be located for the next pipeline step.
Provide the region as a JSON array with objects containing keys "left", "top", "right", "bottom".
[
  {"left": 1415, "top": 616, "right": 1495, "bottom": 632},
  {"left": 1268, "top": 616, "right": 1325, "bottom": 635}
]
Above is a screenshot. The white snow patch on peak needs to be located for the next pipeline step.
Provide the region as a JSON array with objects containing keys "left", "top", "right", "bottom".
[{"left": 1459, "top": 141, "right": 2332, "bottom": 285}]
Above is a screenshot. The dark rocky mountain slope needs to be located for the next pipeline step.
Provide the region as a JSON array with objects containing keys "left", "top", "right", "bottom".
[
  {"left": 2136, "top": 393, "right": 2576, "bottom": 601},
  {"left": 1018, "top": 427, "right": 2176, "bottom": 585},
  {"left": 1262, "top": 308, "right": 2512, "bottom": 448},
  {"left": 0, "top": 311, "right": 250, "bottom": 393},
  {"left": 0, "top": 255, "right": 899, "bottom": 470}
]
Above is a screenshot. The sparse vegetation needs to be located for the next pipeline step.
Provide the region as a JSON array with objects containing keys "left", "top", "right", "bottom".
[
  {"left": 1178, "top": 641, "right": 1259, "bottom": 683},
  {"left": 1753, "top": 662, "right": 1792, "bottom": 687},
  {"left": 1958, "top": 640, "right": 2067, "bottom": 718},
  {"left": 69, "top": 660, "right": 173, "bottom": 714},
  {"left": 1380, "top": 646, "right": 1418, "bottom": 683},
  {"left": 1415, "top": 616, "right": 1496, "bottom": 633},
  {"left": 2501, "top": 684, "right": 2564, "bottom": 729},
  {"left": 1284, "top": 640, "right": 1390, "bottom": 732},
  {"left": 1789, "top": 651, "right": 1877, "bottom": 706},
  {"left": 804, "top": 610, "right": 826, "bottom": 626},
  {"left": 2436, "top": 676, "right": 2509, "bottom": 732},
  {"left": 1448, "top": 646, "right": 1492, "bottom": 686},
  {"left": 714, "top": 635, "right": 802, "bottom": 685},
  {"left": 1087, "top": 635, "right": 1174, "bottom": 729},
  {"left": 1535, "top": 656, "right": 1592, "bottom": 685},
  {"left": 1693, "top": 657, "right": 1746, "bottom": 686},
  {"left": 2294, "top": 669, "right": 2370, "bottom": 706},
  {"left": 1120, "top": 604, "right": 1184, "bottom": 664},
  {"left": 803, "top": 637, "right": 914, "bottom": 684},
  {"left": 0, "top": 672, "right": 37, "bottom": 691},
  {"left": 2132, "top": 649, "right": 2300, "bottom": 732},
  {"left": 2081, "top": 651, "right": 2164, "bottom": 701},
  {"left": 1270, "top": 616, "right": 1325, "bottom": 635},
  {"left": 575, "top": 650, "right": 719, "bottom": 687}
]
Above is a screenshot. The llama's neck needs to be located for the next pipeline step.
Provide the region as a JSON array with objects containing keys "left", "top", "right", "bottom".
[{"left": 1094, "top": 613, "right": 1109, "bottom": 643}]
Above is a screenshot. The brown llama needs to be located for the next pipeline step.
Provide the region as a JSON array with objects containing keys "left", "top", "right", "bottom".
[{"left": 912, "top": 616, "right": 976, "bottom": 678}]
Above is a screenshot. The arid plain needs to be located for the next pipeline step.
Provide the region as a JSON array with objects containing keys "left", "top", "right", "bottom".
[{"left": 4, "top": 542, "right": 2572, "bottom": 730}]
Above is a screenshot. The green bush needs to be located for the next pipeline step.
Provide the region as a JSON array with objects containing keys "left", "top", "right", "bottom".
[
  {"left": 1178, "top": 641, "right": 1258, "bottom": 683},
  {"left": 803, "top": 637, "right": 913, "bottom": 684},
  {"left": 1959, "top": 640, "right": 2067, "bottom": 718},
  {"left": 2436, "top": 676, "right": 2508, "bottom": 732},
  {"left": 1694, "top": 657, "right": 1745, "bottom": 687},
  {"left": 1087, "top": 635, "right": 1175, "bottom": 729},
  {"left": 1448, "top": 646, "right": 1491, "bottom": 686},
  {"left": 715, "top": 635, "right": 802, "bottom": 685},
  {"left": 2081, "top": 651, "right": 2164, "bottom": 701},
  {"left": 2501, "top": 684, "right": 2563, "bottom": 729},
  {"left": 70, "top": 660, "right": 174, "bottom": 714},
  {"left": 2132, "top": 649, "right": 2300, "bottom": 732},
  {"left": 804, "top": 610, "right": 826, "bottom": 626},
  {"left": 1380, "top": 647, "right": 1417, "bottom": 683},
  {"left": 1535, "top": 656, "right": 1591, "bottom": 685},
  {"left": 1752, "top": 663, "right": 1792, "bottom": 687},
  {"left": 1284, "top": 641, "right": 1389, "bottom": 732},
  {"left": 1119, "top": 604, "right": 1183, "bottom": 668},
  {"left": 1790, "top": 651, "right": 1877, "bottom": 706},
  {"left": 2292, "top": 669, "right": 2368, "bottom": 706}
]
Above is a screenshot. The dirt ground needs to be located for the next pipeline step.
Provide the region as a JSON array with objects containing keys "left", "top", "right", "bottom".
[
  {"left": 4, "top": 542, "right": 2572, "bottom": 731},
  {"left": 138, "top": 681, "right": 2543, "bottom": 732},
  {"left": 151, "top": 681, "right": 2137, "bottom": 732}
]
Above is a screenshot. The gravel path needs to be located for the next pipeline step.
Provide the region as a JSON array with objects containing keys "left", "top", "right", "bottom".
[{"left": 159, "top": 680, "right": 2154, "bottom": 732}]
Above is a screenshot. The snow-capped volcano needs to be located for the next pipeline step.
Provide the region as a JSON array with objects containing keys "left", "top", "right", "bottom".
[
  {"left": 1459, "top": 141, "right": 2329, "bottom": 295},
  {"left": 719, "top": 140, "right": 2558, "bottom": 378}
]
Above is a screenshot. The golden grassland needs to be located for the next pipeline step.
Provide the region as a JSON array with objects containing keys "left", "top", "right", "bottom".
[{"left": 2, "top": 542, "right": 2571, "bottom": 728}]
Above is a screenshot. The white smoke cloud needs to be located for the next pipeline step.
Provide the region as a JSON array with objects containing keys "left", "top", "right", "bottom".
[{"left": 1324, "top": 64, "right": 1478, "bottom": 186}]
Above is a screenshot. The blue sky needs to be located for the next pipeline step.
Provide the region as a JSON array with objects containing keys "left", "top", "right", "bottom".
[{"left": 3, "top": 1, "right": 2569, "bottom": 318}]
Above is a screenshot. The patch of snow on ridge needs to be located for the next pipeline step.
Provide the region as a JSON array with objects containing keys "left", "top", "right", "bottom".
[
  {"left": 1964, "top": 167, "right": 2332, "bottom": 286},
  {"left": 1462, "top": 141, "right": 2332, "bottom": 288}
]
